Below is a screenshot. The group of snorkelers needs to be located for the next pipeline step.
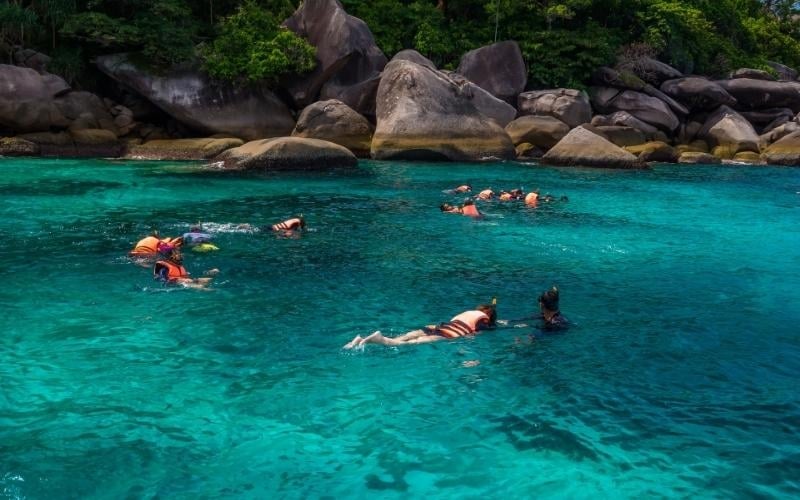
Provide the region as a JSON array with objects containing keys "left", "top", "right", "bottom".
[
  {"left": 441, "top": 184, "right": 568, "bottom": 218},
  {"left": 128, "top": 216, "right": 306, "bottom": 289},
  {"left": 344, "top": 286, "right": 567, "bottom": 349}
]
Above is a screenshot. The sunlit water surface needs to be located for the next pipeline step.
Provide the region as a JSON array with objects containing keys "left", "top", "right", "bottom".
[{"left": 1, "top": 158, "right": 799, "bottom": 498}]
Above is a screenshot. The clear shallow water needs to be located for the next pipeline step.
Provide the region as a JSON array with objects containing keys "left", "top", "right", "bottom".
[{"left": 1, "top": 157, "right": 799, "bottom": 499}]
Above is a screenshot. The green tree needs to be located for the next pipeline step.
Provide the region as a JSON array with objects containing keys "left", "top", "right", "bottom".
[{"left": 200, "top": 0, "right": 315, "bottom": 84}]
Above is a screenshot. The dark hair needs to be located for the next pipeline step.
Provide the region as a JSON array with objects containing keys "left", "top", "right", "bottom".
[
  {"left": 538, "top": 286, "right": 560, "bottom": 311},
  {"left": 463, "top": 199, "right": 475, "bottom": 206},
  {"left": 477, "top": 303, "right": 497, "bottom": 326},
  {"left": 440, "top": 203, "right": 453, "bottom": 211},
  {"left": 297, "top": 216, "right": 306, "bottom": 229}
]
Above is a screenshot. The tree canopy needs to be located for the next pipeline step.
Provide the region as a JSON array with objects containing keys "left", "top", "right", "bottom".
[{"left": 2, "top": 0, "right": 800, "bottom": 88}]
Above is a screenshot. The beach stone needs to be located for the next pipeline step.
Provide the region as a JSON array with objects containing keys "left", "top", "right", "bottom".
[
  {"left": 761, "top": 130, "right": 800, "bottom": 165},
  {"left": 217, "top": 137, "right": 357, "bottom": 170},
  {"left": 594, "top": 126, "right": 646, "bottom": 147},
  {"left": 371, "top": 59, "right": 514, "bottom": 161},
  {"left": 0, "top": 137, "right": 39, "bottom": 156},
  {"left": 504, "top": 115, "right": 569, "bottom": 149},
  {"left": 292, "top": 99, "right": 374, "bottom": 157},
  {"left": 0, "top": 64, "right": 70, "bottom": 132},
  {"left": 391, "top": 50, "right": 436, "bottom": 70},
  {"left": 717, "top": 78, "right": 800, "bottom": 112},
  {"left": 675, "top": 140, "right": 710, "bottom": 155},
  {"left": 730, "top": 68, "right": 774, "bottom": 81},
  {"left": 660, "top": 77, "right": 737, "bottom": 111},
  {"left": 444, "top": 71, "right": 517, "bottom": 127},
  {"left": 17, "top": 131, "right": 73, "bottom": 146},
  {"left": 518, "top": 89, "right": 592, "bottom": 128},
  {"left": 699, "top": 105, "right": 760, "bottom": 159},
  {"left": 678, "top": 152, "right": 721, "bottom": 164},
  {"left": 541, "top": 125, "right": 644, "bottom": 168},
  {"left": 624, "top": 141, "right": 678, "bottom": 163},
  {"left": 97, "top": 53, "right": 294, "bottom": 140},
  {"left": 456, "top": 41, "right": 527, "bottom": 103},
  {"left": 284, "top": 0, "right": 387, "bottom": 116},
  {"left": 127, "top": 138, "right": 244, "bottom": 160},
  {"left": 591, "top": 88, "right": 680, "bottom": 132},
  {"left": 739, "top": 108, "right": 795, "bottom": 132}
]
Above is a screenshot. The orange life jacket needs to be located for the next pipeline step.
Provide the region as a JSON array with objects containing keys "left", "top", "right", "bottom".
[
  {"left": 524, "top": 192, "right": 539, "bottom": 207},
  {"left": 130, "top": 236, "right": 181, "bottom": 256},
  {"left": 154, "top": 260, "right": 189, "bottom": 282},
  {"left": 462, "top": 204, "right": 481, "bottom": 218},
  {"left": 478, "top": 189, "right": 494, "bottom": 200},
  {"left": 436, "top": 310, "right": 490, "bottom": 339},
  {"left": 271, "top": 218, "right": 302, "bottom": 231}
]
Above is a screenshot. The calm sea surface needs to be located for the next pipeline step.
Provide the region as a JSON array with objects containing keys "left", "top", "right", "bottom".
[{"left": 1, "top": 158, "right": 799, "bottom": 498}]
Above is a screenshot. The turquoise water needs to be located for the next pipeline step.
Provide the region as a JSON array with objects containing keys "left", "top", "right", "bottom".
[{"left": 1, "top": 157, "right": 799, "bottom": 499}]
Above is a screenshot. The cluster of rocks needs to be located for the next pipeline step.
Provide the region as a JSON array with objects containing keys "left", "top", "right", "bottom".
[{"left": 3, "top": 0, "right": 800, "bottom": 168}]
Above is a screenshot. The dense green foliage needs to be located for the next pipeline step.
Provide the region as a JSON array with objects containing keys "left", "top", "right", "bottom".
[
  {"left": 199, "top": 0, "right": 315, "bottom": 83},
  {"left": 2, "top": 0, "right": 800, "bottom": 88}
]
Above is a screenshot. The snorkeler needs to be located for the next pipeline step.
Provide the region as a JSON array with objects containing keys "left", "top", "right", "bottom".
[
  {"left": 461, "top": 199, "right": 483, "bottom": 218},
  {"left": 498, "top": 286, "right": 569, "bottom": 332},
  {"left": 452, "top": 184, "right": 472, "bottom": 194},
  {"left": 499, "top": 189, "right": 524, "bottom": 201},
  {"left": 153, "top": 249, "right": 219, "bottom": 290},
  {"left": 268, "top": 216, "right": 306, "bottom": 237},
  {"left": 343, "top": 300, "right": 498, "bottom": 349},
  {"left": 477, "top": 189, "right": 495, "bottom": 200},
  {"left": 440, "top": 203, "right": 463, "bottom": 214},
  {"left": 129, "top": 231, "right": 183, "bottom": 258},
  {"left": 524, "top": 192, "right": 539, "bottom": 207},
  {"left": 182, "top": 223, "right": 214, "bottom": 246}
]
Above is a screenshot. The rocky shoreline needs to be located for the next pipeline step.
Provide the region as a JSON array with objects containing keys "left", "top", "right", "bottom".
[{"left": 3, "top": 0, "right": 800, "bottom": 169}]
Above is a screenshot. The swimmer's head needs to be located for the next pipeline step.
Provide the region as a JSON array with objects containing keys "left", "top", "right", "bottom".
[
  {"left": 538, "top": 286, "right": 560, "bottom": 312},
  {"left": 156, "top": 241, "right": 174, "bottom": 254},
  {"left": 296, "top": 216, "right": 306, "bottom": 229},
  {"left": 463, "top": 199, "right": 475, "bottom": 206},
  {"left": 440, "top": 203, "right": 455, "bottom": 212},
  {"left": 169, "top": 250, "right": 184, "bottom": 263},
  {"left": 190, "top": 223, "right": 202, "bottom": 232},
  {"left": 477, "top": 300, "right": 497, "bottom": 326}
]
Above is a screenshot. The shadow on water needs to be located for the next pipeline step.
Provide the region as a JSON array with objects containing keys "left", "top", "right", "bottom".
[{"left": 491, "top": 414, "right": 608, "bottom": 461}]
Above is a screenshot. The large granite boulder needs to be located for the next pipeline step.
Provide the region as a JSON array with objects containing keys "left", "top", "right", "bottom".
[
  {"left": 456, "top": 41, "right": 527, "bottom": 104},
  {"left": 767, "top": 61, "right": 798, "bottom": 81},
  {"left": 739, "top": 108, "right": 795, "bottom": 131},
  {"left": 541, "top": 125, "right": 643, "bottom": 168},
  {"left": 760, "top": 122, "right": 800, "bottom": 149},
  {"left": 592, "top": 67, "right": 687, "bottom": 116},
  {"left": 443, "top": 71, "right": 517, "bottom": 127},
  {"left": 126, "top": 138, "right": 244, "bottom": 160},
  {"left": 624, "top": 141, "right": 678, "bottom": 163},
  {"left": 617, "top": 57, "right": 682, "bottom": 86},
  {"left": 292, "top": 99, "right": 374, "bottom": 157},
  {"left": 284, "top": 0, "right": 387, "bottom": 116},
  {"left": 391, "top": 50, "right": 436, "bottom": 70},
  {"left": 761, "top": 130, "right": 800, "bottom": 165},
  {"left": 591, "top": 111, "right": 660, "bottom": 138},
  {"left": 594, "top": 126, "right": 647, "bottom": 147},
  {"left": 97, "top": 54, "right": 294, "bottom": 141},
  {"left": 13, "top": 49, "right": 51, "bottom": 74},
  {"left": 590, "top": 88, "right": 680, "bottom": 132},
  {"left": 717, "top": 78, "right": 800, "bottom": 112},
  {"left": 518, "top": 89, "right": 592, "bottom": 128},
  {"left": 216, "top": 136, "right": 357, "bottom": 170},
  {"left": 0, "top": 65, "right": 70, "bottom": 132},
  {"left": 730, "top": 68, "right": 774, "bottom": 81},
  {"left": 660, "top": 77, "right": 737, "bottom": 111},
  {"left": 371, "top": 59, "right": 514, "bottom": 161},
  {"left": 504, "top": 115, "right": 569, "bottom": 149},
  {"left": 699, "top": 105, "right": 760, "bottom": 159},
  {"left": 55, "top": 91, "right": 118, "bottom": 135}
]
